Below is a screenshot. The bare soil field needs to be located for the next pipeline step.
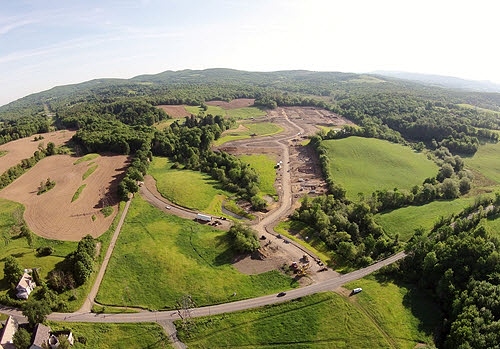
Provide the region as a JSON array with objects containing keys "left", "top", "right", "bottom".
[
  {"left": 0, "top": 154, "right": 129, "bottom": 241},
  {"left": 206, "top": 98, "right": 255, "bottom": 109},
  {"left": 157, "top": 105, "right": 190, "bottom": 118},
  {"left": 0, "top": 130, "right": 75, "bottom": 174}
]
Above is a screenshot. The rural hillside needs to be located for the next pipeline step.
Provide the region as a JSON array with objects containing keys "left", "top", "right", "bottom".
[{"left": 1, "top": 69, "right": 500, "bottom": 348}]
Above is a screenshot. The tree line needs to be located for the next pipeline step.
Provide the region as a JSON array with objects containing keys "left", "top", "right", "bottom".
[{"left": 391, "top": 194, "right": 500, "bottom": 348}]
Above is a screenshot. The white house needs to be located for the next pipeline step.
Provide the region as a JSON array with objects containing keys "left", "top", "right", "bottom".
[{"left": 16, "top": 273, "right": 36, "bottom": 300}]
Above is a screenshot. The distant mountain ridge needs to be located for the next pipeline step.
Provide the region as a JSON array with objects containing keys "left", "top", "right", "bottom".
[{"left": 372, "top": 71, "right": 500, "bottom": 93}]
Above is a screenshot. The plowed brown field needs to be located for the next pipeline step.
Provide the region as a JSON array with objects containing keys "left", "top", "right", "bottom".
[
  {"left": 206, "top": 98, "right": 255, "bottom": 109},
  {"left": 157, "top": 105, "right": 190, "bottom": 118},
  {"left": 0, "top": 130, "right": 76, "bottom": 174},
  {"left": 0, "top": 154, "right": 128, "bottom": 241}
]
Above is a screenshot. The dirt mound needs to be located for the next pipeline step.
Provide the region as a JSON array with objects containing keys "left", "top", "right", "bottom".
[
  {"left": 206, "top": 98, "right": 255, "bottom": 109},
  {"left": 0, "top": 154, "right": 129, "bottom": 241},
  {"left": 0, "top": 130, "right": 75, "bottom": 174}
]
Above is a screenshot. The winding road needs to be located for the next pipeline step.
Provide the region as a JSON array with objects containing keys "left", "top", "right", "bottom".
[{"left": 1, "top": 108, "right": 407, "bottom": 348}]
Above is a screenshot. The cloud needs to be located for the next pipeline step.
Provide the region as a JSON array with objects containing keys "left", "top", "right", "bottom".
[{"left": 0, "top": 17, "right": 38, "bottom": 35}]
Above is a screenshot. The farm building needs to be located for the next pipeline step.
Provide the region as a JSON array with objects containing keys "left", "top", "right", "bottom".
[{"left": 30, "top": 324, "right": 74, "bottom": 349}]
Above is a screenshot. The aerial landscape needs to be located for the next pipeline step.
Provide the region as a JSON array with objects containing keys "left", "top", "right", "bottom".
[{"left": 2, "top": 1, "right": 500, "bottom": 349}]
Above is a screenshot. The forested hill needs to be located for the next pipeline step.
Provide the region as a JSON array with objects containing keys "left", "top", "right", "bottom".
[{"left": 3, "top": 68, "right": 500, "bottom": 120}]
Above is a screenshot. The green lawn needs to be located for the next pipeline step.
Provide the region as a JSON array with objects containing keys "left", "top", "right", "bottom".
[
  {"left": 323, "top": 137, "right": 438, "bottom": 201},
  {"left": 177, "top": 277, "right": 438, "bottom": 349},
  {"left": 96, "top": 196, "right": 297, "bottom": 310},
  {"left": 149, "top": 157, "right": 233, "bottom": 214},
  {"left": 214, "top": 122, "right": 283, "bottom": 146},
  {"left": 375, "top": 198, "right": 474, "bottom": 241},
  {"left": 239, "top": 154, "right": 277, "bottom": 197},
  {"left": 48, "top": 322, "right": 171, "bottom": 349}
]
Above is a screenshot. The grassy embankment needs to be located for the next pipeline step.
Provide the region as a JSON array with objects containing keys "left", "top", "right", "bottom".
[
  {"left": 96, "top": 196, "right": 297, "bottom": 310},
  {"left": 176, "top": 276, "right": 438, "bottom": 348},
  {"left": 239, "top": 154, "right": 278, "bottom": 199},
  {"left": 47, "top": 322, "right": 171, "bottom": 349},
  {"left": 323, "top": 137, "right": 438, "bottom": 201},
  {"left": 149, "top": 157, "right": 234, "bottom": 216},
  {"left": 0, "top": 150, "right": 6, "bottom": 158}
]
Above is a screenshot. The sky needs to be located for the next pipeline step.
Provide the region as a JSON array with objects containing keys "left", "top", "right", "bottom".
[{"left": 1, "top": 0, "right": 499, "bottom": 106}]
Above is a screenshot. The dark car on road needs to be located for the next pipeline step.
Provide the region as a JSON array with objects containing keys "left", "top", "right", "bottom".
[{"left": 277, "top": 292, "right": 287, "bottom": 297}]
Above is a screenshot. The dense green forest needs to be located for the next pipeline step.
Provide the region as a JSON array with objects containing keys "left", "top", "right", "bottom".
[{"left": 1, "top": 69, "right": 500, "bottom": 348}]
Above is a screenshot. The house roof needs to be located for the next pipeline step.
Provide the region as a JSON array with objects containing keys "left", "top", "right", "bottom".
[
  {"left": 16, "top": 273, "right": 34, "bottom": 290},
  {"left": 0, "top": 316, "right": 19, "bottom": 347},
  {"left": 31, "top": 323, "right": 51, "bottom": 348}
]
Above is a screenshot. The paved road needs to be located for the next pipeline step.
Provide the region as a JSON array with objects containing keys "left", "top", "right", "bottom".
[{"left": 43, "top": 251, "right": 406, "bottom": 323}]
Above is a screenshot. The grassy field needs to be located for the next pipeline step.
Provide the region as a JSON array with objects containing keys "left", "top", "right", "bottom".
[
  {"left": 375, "top": 198, "right": 474, "bottom": 241},
  {"left": 483, "top": 214, "right": 500, "bottom": 239},
  {"left": 214, "top": 122, "right": 283, "bottom": 146},
  {"left": 0, "top": 198, "right": 78, "bottom": 295},
  {"left": 345, "top": 276, "right": 439, "bottom": 348},
  {"left": 96, "top": 196, "right": 296, "bottom": 310},
  {"left": 48, "top": 322, "right": 171, "bottom": 349},
  {"left": 323, "top": 137, "right": 438, "bottom": 201},
  {"left": 465, "top": 141, "right": 500, "bottom": 186},
  {"left": 177, "top": 277, "right": 437, "bottom": 348},
  {"left": 239, "top": 154, "right": 277, "bottom": 198},
  {"left": 149, "top": 157, "right": 233, "bottom": 214}
]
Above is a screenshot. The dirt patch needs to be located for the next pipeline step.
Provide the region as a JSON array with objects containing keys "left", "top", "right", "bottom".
[
  {"left": 0, "top": 154, "right": 129, "bottom": 241},
  {"left": 0, "top": 130, "right": 76, "bottom": 174},
  {"left": 157, "top": 105, "right": 191, "bottom": 118},
  {"left": 206, "top": 98, "right": 255, "bottom": 109}
]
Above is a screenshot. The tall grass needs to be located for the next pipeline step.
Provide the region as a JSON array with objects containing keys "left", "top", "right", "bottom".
[{"left": 239, "top": 154, "right": 277, "bottom": 197}]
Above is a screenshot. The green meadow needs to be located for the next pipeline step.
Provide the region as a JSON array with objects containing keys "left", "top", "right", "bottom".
[
  {"left": 375, "top": 198, "right": 474, "bottom": 241},
  {"left": 177, "top": 277, "right": 437, "bottom": 348},
  {"left": 96, "top": 196, "right": 296, "bottom": 310},
  {"left": 214, "top": 122, "right": 283, "bottom": 146},
  {"left": 48, "top": 322, "right": 171, "bottom": 349},
  {"left": 239, "top": 154, "right": 277, "bottom": 198},
  {"left": 323, "top": 137, "right": 438, "bottom": 201},
  {"left": 149, "top": 157, "right": 233, "bottom": 214}
]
